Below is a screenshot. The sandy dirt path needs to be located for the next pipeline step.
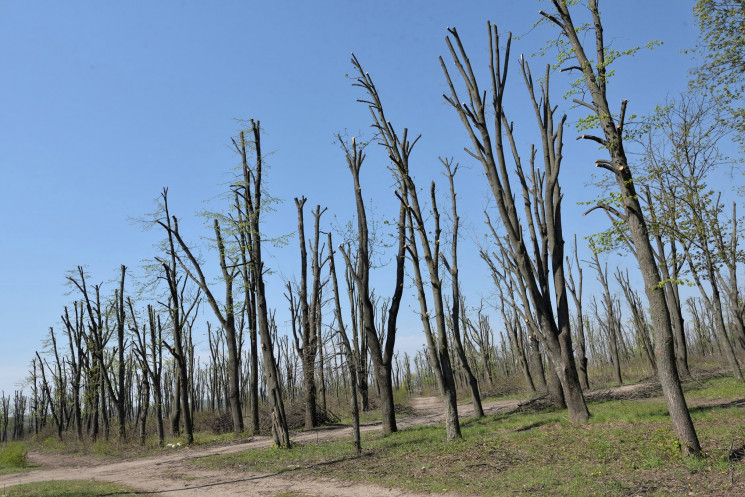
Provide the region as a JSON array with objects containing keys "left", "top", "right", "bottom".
[{"left": 0, "top": 396, "right": 522, "bottom": 496}]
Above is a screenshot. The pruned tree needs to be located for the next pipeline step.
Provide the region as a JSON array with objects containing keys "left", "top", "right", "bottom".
[
  {"left": 234, "top": 121, "right": 291, "bottom": 447},
  {"left": 442, "top": 25, "right": 589, "bottom": 422},
  {"left": 154, "top": 189, "right": 201, "bottom": 444},
  {"left": 541, "top": 0, "right": 700, "bottom": 454},
  {"left": 351, "top": 55, "right": 464, "bottom": 439},
  {"left": 328, "top": 232, "right": 362, "bottom": 454},
  {"left": 588, "top": 245, "right": 623, "bottom": 385},
  {"left": 290, "top": 198, "right": 327, "bottom": 429},
  {"left": 337, "top": 132, "right": 406, "bottom": 436}
]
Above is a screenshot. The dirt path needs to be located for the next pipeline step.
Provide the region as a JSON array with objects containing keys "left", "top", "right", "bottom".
[{"left": 0, "top": 381, "right": 667, "bottom": 496}]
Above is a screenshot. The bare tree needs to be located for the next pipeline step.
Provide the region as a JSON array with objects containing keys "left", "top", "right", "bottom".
[
  {"left": 589, "top": 247, "right": 623, "bottom": 385},
  {"left": 616, "top": 270, "right": 657, "bottom": 374},
  {"left": 566, "top": 237, "right": 590, "bottom": 390},
  {"left": 291, "top": 198, "right": 327, "bottom": 429},
  {"left": 338, "top": 134, "right": 405, "bottom": 436},
  {"left": 351, "top": 56, "right": 463, "bottom": 439},
  {"left": 328, "top": 232, "right": 362, "bottom": 454},
  {"left": 154, "top": 189, "right": 201, "bottom": 444},
  {"left": 442, "top": 160, "right": 484, "bottom": 418},
  {"left": 442, "top": 28, "right": 589, "bottom": 421}
]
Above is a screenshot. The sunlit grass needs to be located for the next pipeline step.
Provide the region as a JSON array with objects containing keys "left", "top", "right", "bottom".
[
  {"left": 2, "top": 480, "right": 149, "bottom": 496},
  {"left": 196, "top": 375, "right": 745, "bottom": 496}
]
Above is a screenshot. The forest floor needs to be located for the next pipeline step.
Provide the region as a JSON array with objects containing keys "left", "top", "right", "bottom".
[{"left": 1, "top": 372, "right": 743, "bottom": 496}]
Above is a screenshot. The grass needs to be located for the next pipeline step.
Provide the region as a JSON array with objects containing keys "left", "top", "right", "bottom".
[
  {"left": 0, "top": 443, "right": 29, "bottom": 475},
  {"left": 195, "top": 375, "right": 745, "bottom": 496},
  {"left": 28, "top": 428, "right": 249, "bottom": 462},
  {"left": 1, "top": 480, "right": 149, "bottom": 496}
]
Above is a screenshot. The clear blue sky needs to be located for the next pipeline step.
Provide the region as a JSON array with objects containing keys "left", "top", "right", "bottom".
[{"left": 0, "top": 1, "right": 703, "bottom": 395}]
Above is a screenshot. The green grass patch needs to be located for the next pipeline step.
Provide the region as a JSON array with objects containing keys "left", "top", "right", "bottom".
[
  {"left": 2, "top": 480, "right": 149, "bottom": 496},
  {"left": 196, "top": 376, "right": 745, "bottom": 496}
]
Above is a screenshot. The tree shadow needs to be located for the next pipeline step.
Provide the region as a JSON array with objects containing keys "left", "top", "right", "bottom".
[{"left": 688, "top": 398, "right": 745, "bottom": 414}]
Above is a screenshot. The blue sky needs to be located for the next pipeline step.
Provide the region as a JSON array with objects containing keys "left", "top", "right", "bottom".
[{"left": 0, "top": 1, "right": 705, "bottom": 395}]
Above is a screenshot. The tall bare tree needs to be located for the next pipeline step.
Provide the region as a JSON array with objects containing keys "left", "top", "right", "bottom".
[
  {"left": 154, "top": 189, "right": 201, "bottom": 444},
  {"left": 442, "top": 25, "right": 589, "bottom": 422},
  {"left": 442, "top": 160, "right": 484, "bottom": 418},
  {"left": 328, "top": 232, "right": 362, "bottom": 455},
  {"left": 291, "top": 198, "right": 327, "bottom": 429},
  {"left": 351, "top": 56, "right": 463, "bottom": 439},
  {"left": 338, "top": 134, "right": 406, "bottom": 436}
]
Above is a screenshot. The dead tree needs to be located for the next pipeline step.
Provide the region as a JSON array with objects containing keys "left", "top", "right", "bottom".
[
  {"left": 541, "top": 0, "right": 700, "bottom": 453},
  {"left": 338, "top": 134, "right": 405, "bottom": 436},
  {"left": 291, "top": 198, "right": 327, "bottom": 429},
  {"left": 442, "top": 160, "right": 484, "bottom": 418},
  {"left": 589, "top": 247, "right": 623, "bottom": 385},
  {"left": 442, "top": 24, "right": 588, "bottom": 421},
  {"left": 565, "top": 236, "right": 590, "bottom": 390},
  {"left": 328, "top": 232, "right": 362, "bottom": 455}
]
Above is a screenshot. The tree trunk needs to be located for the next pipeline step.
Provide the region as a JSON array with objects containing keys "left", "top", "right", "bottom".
[{"left": 545, "top": 0, "right": 700, "bottom": 454}]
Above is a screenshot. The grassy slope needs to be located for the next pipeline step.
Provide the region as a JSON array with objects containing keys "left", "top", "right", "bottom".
[{"left": 196, "top": 376, "right": 745, "bottom": 496}]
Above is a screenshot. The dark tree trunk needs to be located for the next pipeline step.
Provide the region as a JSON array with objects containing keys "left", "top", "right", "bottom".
[
  {"left": 338, "top": 133, "right": 404, "bottom": 436},
  {"left": 328, "top": 233, "right": 362, "bottom": 455},
  {"left": 443, "top": 161, "right": 484, "bottom": 418}
]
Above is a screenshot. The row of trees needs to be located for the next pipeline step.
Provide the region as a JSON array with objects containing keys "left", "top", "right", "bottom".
[{"left": 8, "top": 1, "right": 744, "bottom": 458}]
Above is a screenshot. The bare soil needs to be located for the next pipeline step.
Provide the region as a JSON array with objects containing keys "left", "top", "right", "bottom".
[{"left": 0, "top": 379, "right": 687, "bottom": 496}]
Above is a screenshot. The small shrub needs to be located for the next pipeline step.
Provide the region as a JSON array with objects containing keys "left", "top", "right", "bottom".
[
  {"left": 193, "top": 410, "right": 235, "bottom": 435},
  {"left": 0, "top": 442, "right": 28, "bottom": 468},
  {"left": 41, "top": 436, "right": 60, "bottom": 451},
  {"left": 393, "top": 388, "right": 410, "bottom": 405},
  {"left": 208, "top": 411, "right": 234, "bottom": 434},
  {"left": 91, "top": 439, "right": 111, "bottom": 457}
]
